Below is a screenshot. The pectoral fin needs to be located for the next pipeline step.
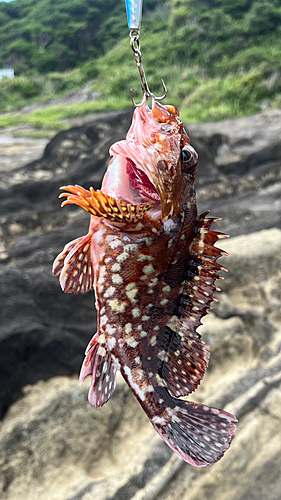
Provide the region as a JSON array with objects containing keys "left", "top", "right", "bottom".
[
  {"left": 52, "top": 232, "right": 94, "bottom": 294},
  {"left": 59, "top": 184, "right": 153, "bottom": 223}
]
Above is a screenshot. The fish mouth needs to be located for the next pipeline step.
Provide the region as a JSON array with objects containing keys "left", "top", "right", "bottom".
[{"left": 126, "top": 157, "right": 161, "bottom": 204}]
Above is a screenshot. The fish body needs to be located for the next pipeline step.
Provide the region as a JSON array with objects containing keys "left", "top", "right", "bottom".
[{"left": 53, "top": 101, "right": 237, "bottom": 467}]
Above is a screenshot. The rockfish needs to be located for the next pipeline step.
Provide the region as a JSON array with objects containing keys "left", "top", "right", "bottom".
[{"left": 53, "top": 101, "right": 237, "bottom": 467}]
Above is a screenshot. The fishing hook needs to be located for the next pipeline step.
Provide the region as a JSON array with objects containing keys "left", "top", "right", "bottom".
[{"left": 129, "top": 29, "right": 167, "bottom": 107}]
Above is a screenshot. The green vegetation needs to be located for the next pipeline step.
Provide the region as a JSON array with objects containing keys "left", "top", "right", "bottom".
[
  {"left": 0, "top": 96, "right": 129, "bottom": 129},
  {"left": 0, "top": 0, "right": 281, "bottom": 126}
]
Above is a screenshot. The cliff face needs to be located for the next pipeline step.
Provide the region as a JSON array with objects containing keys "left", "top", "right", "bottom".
[{"left": 0, "top": 109, "right": 280, "bottom": 500}]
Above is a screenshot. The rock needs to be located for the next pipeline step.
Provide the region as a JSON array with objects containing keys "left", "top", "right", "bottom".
[
  {"left": 188, "top": 109, "right": 281, "bottom": 237},
  {"left": 0, "top": 108, "right": 280, "bottom": 499}
]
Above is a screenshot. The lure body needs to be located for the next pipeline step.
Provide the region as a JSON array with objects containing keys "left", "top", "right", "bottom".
[
  {"left": 53, "top": 101, "right": 237, "bottom": 467},
  {"left": 125, "top": 0, "right": 142, "bottom": 29}
]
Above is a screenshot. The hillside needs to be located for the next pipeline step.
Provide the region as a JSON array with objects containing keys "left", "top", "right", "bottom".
[{"left": 0, "top": 0, "right": 281, "bottom": 123}]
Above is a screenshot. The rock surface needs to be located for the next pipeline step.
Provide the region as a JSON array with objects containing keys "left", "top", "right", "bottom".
[{"left": 0, "top": 109, "right": 280, "bottom": 499}]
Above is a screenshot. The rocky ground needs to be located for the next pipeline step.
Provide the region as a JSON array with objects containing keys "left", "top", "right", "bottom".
[{"left": 0, "top": 108, "right": 280, "bottom": 500}]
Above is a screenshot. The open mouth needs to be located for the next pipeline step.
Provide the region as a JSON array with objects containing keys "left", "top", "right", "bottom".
[{"left": 126, "top": 157, "right": 161, "bottom": 203}]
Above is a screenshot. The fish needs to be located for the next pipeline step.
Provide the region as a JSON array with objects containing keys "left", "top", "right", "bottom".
[{"left": 53, "top": 100, "right": 237, "bottom": 467}]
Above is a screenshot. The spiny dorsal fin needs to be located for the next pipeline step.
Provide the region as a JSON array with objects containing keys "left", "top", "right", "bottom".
[
  {"left": 158, "top": 214, "right": 228, "bottom": 398},
  {"left": 59, "top": 184, "right": 153, "bottom": 223}
]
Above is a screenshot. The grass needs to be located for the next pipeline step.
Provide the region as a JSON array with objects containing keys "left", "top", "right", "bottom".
[
  {"left": 0, "top": 96, "right": 130, "bottom": 129},
  {"left": 0, "top": 36, "right": 280, "bottom": 130}
]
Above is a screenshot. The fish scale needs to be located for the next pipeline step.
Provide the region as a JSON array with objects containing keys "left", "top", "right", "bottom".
[{"left": 53, "top": 100, "right": 237, "bottom": 467}]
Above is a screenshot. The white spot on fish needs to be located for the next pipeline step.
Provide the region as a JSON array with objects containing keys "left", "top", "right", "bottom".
[
  {"left": 145, "top": 238, "right": 153, "bottom": 247},
  {"left": 132, "top": 308, "right": 141, "bottom": 318},
  {"left": 106, "top": 324, "right": 116, "bottom": 335},
  {"left": 100, "top": 316, "right": 108, "bottom": 327},
  {"left": 142, "top": 315, "right": 150, "bottom": 322},
  {"left": 162, "top": 285, "right": 171, "bottom": 293},
  {"left": 117, "top": 252, "right": 129, "bottom": 263},
  {"left": 137, "top": 254, "right": 154, "bottom": 262},
  {"left": 126, "top": 282, "right": 136, "bottom": 291},
  {"left": 155, "top": 374, "right": 166, "bottom": 387},
  {"left": 107, "top": 337, "right": 116, "bottom": 350},
  {"left": 98, "top": 346, "right": 106, "bottom": 357},
  {"left": 143, "top": 264, "right": 155, "bottom": 275},
  {"left": 152, "top": 416, "right": 166, "bottom": 425},
  {"left": 104, "top": 286, "right": 116, "bottom": 298},
  {"left": 126, "top": 337, "right": 138, "bottom": 348},
  {"left": 112, "top": 274, "right": 123, "bottom": 284},
  {"left": 108, "top": 299, "right": 126, "bottom": 313},
  {"left": 126, "top": 288, "right": 138, "bottom": 302},
  {"left": 109, "top": 239, "right": 122, "bottom": 249},
  {"left": 125, "top": 323, "right": 132, "bottom": 335},
  {"left": 111, "top": 263, "right": 121, "bottom": 272},
  {"left": 124, "top": 243, "right": 138, "bottom": 252},
  {"left": 99, "top": 334, "right": 106, "bottom": 343},
  {"left": 148, "top": 277, "right": 158, "bottom": 287},
  {"left": 160, "top": 298, "right": 168, "bottom": 306},
  {"left": 150, "top": 335, "right": 157, "bottom": 346}
]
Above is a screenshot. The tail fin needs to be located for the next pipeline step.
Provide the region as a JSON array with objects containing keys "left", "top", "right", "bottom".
[{"left": 151, "top": 399, "right": 237, "bottom": 467}]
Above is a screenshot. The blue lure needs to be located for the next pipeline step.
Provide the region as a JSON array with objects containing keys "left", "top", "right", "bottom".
[{"left": 125, "top": 0, "right": 142, "bottom": 30}]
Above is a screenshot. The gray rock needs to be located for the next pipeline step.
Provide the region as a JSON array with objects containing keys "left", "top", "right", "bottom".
[{"left": 0, "top": 108, "right": 281, "bottom": 499}]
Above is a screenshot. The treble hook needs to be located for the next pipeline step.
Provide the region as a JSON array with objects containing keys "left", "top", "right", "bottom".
[{"left": 129, "top": 30, "right": 167, "bottom": 107}]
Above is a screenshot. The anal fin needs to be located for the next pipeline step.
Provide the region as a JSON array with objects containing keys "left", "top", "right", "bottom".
[
  {"left": 79, "top": 334, "right": 117, "bottom": 408},
  {"left": 52, "top": 233, "right": 94, "bottom": 294}
]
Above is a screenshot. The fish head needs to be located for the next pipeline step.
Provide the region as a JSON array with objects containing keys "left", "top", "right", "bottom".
[{"left": 102, "top": 100, "right": 198, "bottom": 222}]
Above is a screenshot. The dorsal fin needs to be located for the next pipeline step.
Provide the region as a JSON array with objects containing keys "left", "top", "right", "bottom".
[
  {"left": 159, "top": 214, "right": 228, "bottom": 398},
  {"left": 59, "top": 184, "right": 154, "bottom": 223}
]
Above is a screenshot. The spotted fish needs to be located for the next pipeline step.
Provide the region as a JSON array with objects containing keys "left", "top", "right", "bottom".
[{"left": 53, "top": 101, "right": 237, "bottom": 467}]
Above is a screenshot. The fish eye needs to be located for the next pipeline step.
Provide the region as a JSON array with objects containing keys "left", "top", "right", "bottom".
[
  {"left": 180, "top": 145, "right": 198, "bottom": 172},
  {"left": 181, "top": 147, "right": 193, "bottom": 163}
]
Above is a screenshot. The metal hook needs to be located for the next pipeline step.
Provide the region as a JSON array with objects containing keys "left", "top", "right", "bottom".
[{"left": 129, "top": 30, "right": 167, "bottom": 107}]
